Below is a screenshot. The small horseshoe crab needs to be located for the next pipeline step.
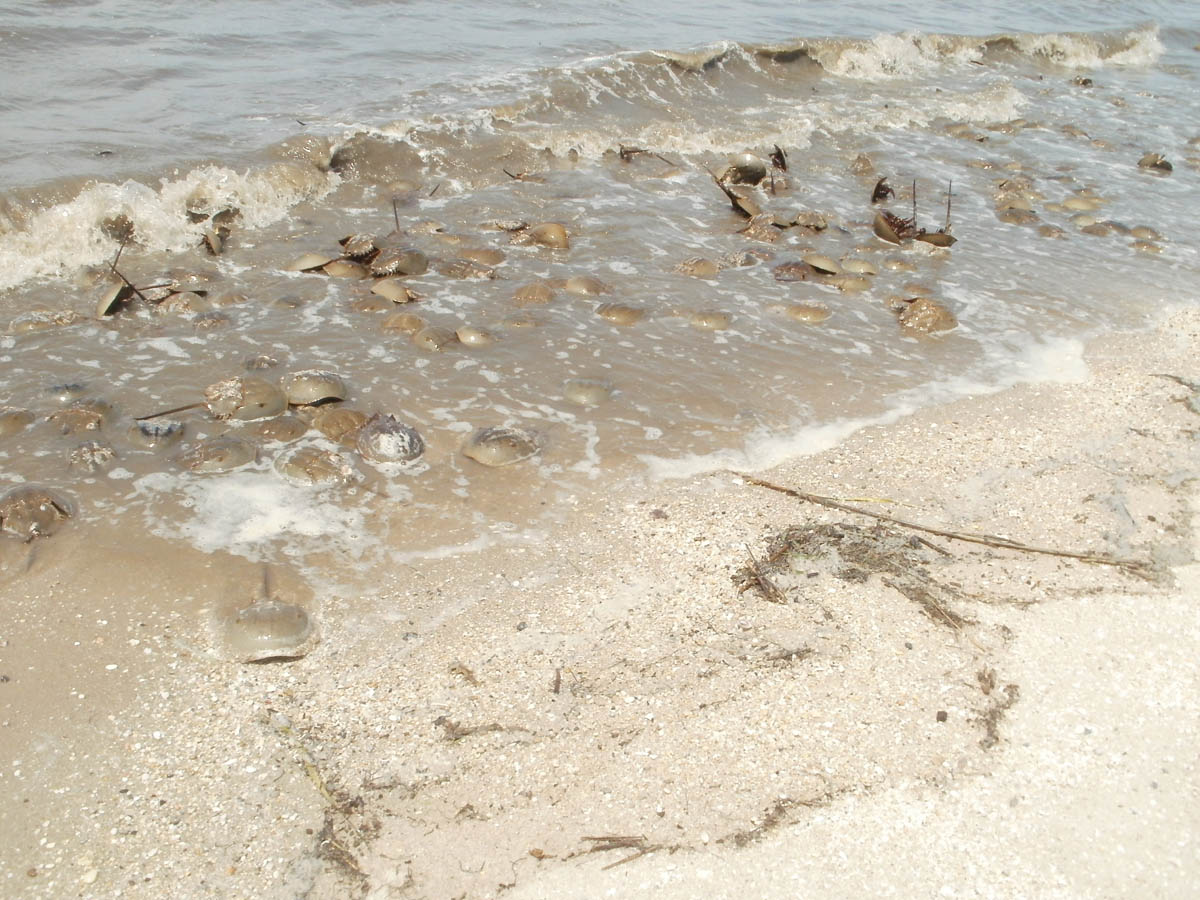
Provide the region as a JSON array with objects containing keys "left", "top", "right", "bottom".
[
  {"left": 462, "top": 425, "right": 539, "bottom": 467},
  {"left": 356, "top": 413, "right": 425, "bottom": 463},
  {"left": 127, "top": 418, "right": 185, "bottom": 451},
  {"left": 0, "top": 485, "right": 75, "bottom": 541},
  {"left": 0, "top": 407, "right": 36, "bottom": 438},
  {"left": 222, "top": 567, "right": 316, "bottom": 663}
]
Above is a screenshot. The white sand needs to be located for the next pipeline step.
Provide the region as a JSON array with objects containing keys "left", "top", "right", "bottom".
[{"left": 2, "top": 310, "right": 1197, "bottom": 899}]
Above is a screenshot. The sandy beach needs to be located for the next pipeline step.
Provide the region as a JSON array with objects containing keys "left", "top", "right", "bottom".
[{"left": 2, "top": 307, "right": 1198, "bottom": 899}]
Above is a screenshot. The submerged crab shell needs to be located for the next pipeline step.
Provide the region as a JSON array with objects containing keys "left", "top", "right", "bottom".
[
  {"left": 356, "top": 413, "right": 425, "bottom": 463},
  {"left": 280, "top": 370, "right": 348, "bottom": 405},
  {"left": 127, "top": 419, "right": 186, "bottom": 450},
  {"left": 176, "top": 436, "right": 258, "bottom": 473},
  {"left": 0, "top": 485, "right": 75, "bottom": 540},
  {"left": 224, "top": 601, "right": 314, "bottom": 662},
  {"left": 274, "top": 445, "right": 358, "bottom": 487},
  {"left": 462, "top": 426, "right": 539, "bottom": 467}
]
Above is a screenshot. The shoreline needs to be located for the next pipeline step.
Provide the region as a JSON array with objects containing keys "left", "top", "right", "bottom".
[{"left": 2, "top": 308, "right": 1198, "bottom": 899}]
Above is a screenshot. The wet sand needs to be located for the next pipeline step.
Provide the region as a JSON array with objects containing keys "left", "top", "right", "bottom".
[{"left": 2, "top": 309, "right": 1198, "bottom": 899}]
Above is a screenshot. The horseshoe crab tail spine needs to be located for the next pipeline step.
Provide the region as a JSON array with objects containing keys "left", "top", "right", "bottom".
[
  {"left": 135, "top": 401, "right": 204, "bottom": 421},
  {"left": 945, "top": 180, "right": 953, "bottom": 231},
  {"left": 392, "top": 197, "right": 401, "bottom": 232}
]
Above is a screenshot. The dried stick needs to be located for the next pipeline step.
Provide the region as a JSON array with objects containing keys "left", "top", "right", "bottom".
[{"left": 731, "top": 473, "right": 1154, "bottom": 577}]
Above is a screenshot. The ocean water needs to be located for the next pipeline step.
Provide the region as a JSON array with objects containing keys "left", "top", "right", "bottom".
[{"left": 1, "top": 0, "right": 1198, "bottom": 595}]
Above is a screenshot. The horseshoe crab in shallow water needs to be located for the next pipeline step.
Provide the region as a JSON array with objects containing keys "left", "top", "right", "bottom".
[
  {"left": 462, "top": 426, "right": 539, "bottom": 467},
  {"left": 274, "top": 445, "right": 357, "bottom": 487},
  {"left": 49, "top": 400, "right": 112, "bottom": 435},
  {"left": 370, "top": 247, "right": 428, "bottom": 277},
  {"left": 0, "top": 408, "right": 35, "bottom": 438},
  {"left": 246, "top": 415, "right": 308, "bottom": 444},
  {"left": 280, "top": 370, "right": 347, "bottom": 406},
  {"left": 356, "top": 414, "right": 425, "bottom": 463},
  {"left": 310, "top": 407, "right": 368, "bottom": 446},
  {"left": 562, "top": 378, "right": 613, "bottom": 406},
  {"left": 127, "top": 418, "right": 185, "bottom": 450},
  {"left": 176, "top": 436, "right": 258, "bottom": 473},
  {"left": 204, "top": 377, "right": 288, "bottom": 421},
  {"left": 69, "top": 440, "right": 117, "bottom": 473},
  {"left": 0, "top": 485, "right": 74, "bottom": 541},
  {"left": 223, "top": 580, "right": 315, "bottom": 662}
]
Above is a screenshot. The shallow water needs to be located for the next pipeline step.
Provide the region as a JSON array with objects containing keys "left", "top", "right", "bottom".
[{"left": 1, "top": 2, "right": 1199, "bottom": 602}]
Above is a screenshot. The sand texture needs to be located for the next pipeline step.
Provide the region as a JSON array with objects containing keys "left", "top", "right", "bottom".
[{"left": 2, "top": 310, "right": 1198, "bottom": 899}]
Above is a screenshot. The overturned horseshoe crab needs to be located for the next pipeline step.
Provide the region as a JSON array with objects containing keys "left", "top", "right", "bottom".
[
  {"left": 0, "top": 485, "right": 75, "bottom": 541},
  {"left": 462, "top": 425, "right": 539, "bottom": 467}
]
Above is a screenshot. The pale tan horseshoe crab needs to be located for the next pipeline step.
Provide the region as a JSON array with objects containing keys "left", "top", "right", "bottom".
[
  {"left": 222, "top": 567, "right": 316, "bottom": 663},
  {"left": 0, "top": 485, "right": 75, "bottom": 541},
  {"left": 204, "top": 377, "right": 288, "bottom": 421},
  {"left": 175, "top": 436, "right": 258, "bottom": 474},
  {"left": 280, "top": 370, "right": 348, "bottom": 407},
  {"left": 273, "top": 445, "right": 358, "bottom": 487},
  {"left": 462, "top": 426, "right": 539, "bottom": 467}
]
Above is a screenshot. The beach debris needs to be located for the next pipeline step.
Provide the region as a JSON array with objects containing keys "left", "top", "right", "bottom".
[
  {"left": 974, "top": 669, "right": 1021, "bottom": 749},
  {"left": 575, "top": 835, "right": 671, "bottom": 871},
  {"left": 462, "top": 426, "right": 539, "bottom": 467},
  {"left": 562, "top": 378, "right": 613, "bottom": 406},
  {"left": 281, "top": 370, "right": 348, "bottom": 406},
  {"left": 274, "top": 445, "right": 358, "bottom": 487},
  {"left": 1137, "top": 152, "right": 1172, "bottom": 174},
  {"left": 356, "top": 413, "right": 425, "bottom": 463},
  {"left": 0, "top": 485, "right": 74, "bottom": 541},
  {"left": 176, "top": 436, "right": 258, "bottom": 473}
]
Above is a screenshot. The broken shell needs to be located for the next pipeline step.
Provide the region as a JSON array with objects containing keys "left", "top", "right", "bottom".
[
  {"left": 204, "top": 377, "right": 288, "bottom": 421},
  {"left": 455, "top": 326, "right": 496, "bottom": 347},
  {"left": 224, "top": 601, "right": 313, "bottom": 662},
  {"left": 723, "top": 153, "right": 767, "bottom": 185},
  {"left": 370, "top": 247, "right": 429, "bottom": 277},
  {"left": 356, "top": 413, "right": 425, "bottom": 463},
  {"left": 0, "top": 485, "right": 74, "bottom": 540},
  {"left": 285, "top": 252, "right": 339, "bottom": 272},
  {"left": 462, "top": 426, "right": 539, "bottom": 467},
  {"left": 176, "top": 436, "right": 258, "bottom": 473},
  {"left": 525, "top": 223, "right": 570, "bottom": 249},
  {"left": 412, "top": 326, "right": 459, "bottom": 351},
  {"left": 514, "top": 282, "right": 555, "bottom": 306},
  {"left": 381, "top": 311, "right": 427, "bottom": 334},
  {"left": 280, "top": 370, "right": 348, "bottom": 406},
  {"left": 564, "top": 275, "right": 609, "bottom": 296},
  {"left": 689, "top": 310, "right": 732, "bottom": 330},
  {"left": 0, "top": 407, "right": 36, "bottom": 438},
  {"left": 563, "top": 378, "right": 613, "bottom": 406},
  {"left": 596, "top": 303, "right": 644, "bottom": 325},
  {"left": 274, "top": 445, "right": 357, "bottom": 487},
  {"left": 247, "top": 415, "right": 308, "bottom": 444},
  {"left": 311, "top": 407, "right": 368, "bottom": 446},
  {"left": 68, "top": 440, "right": 117, "bottom": 473},
  {"left": 127, "top": 419, "right": 185, "bottom": 450}
]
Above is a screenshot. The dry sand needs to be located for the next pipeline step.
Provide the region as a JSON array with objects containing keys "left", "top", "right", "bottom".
[{"left": 2, "top": 309, "right": 1198, "bottom": 899}]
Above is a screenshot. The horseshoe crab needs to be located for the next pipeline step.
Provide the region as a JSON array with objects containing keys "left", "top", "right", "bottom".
[
  {"left": 68, "top": 440, "right": 117, "bottom": 473},
  {"left": 310, "top": 406, "right": 368, "bottom": 446},
  {"left": 176, "top": 436, "right": 257, "bottom": 473},
  {"left": 127, "top": 418, "right": 185, "bottom": 450},
  {"left": 381, "top": 311, "right": 427, "bottom": 334},
  {"left": 340, "top": 233, "right": 377, "bottom": 259},
  {"left": 515, "top": 223, "right": 569, "bottom": 250},
  {"left": 0, "top": 407, "right": 35, "bottom": 438},
  {"left": 722, "top": 153, "right": 767, "bottom": 186},
  {"left": 674, "top": 257, "right": 721, "bottom": 278},
  {"left": 371, "top": 278, "right": 420, "bottom": 304},
  {"left": 1138, "top": 152, "right": 1172, "bottom": 174},
  {"left": 356, "top": 413, "right": 425, "bottom": 463},
  {"left": 462, "top": 426, "right": 539, "bottom": 467},
  {"left": 563, "top": 275, "right": 609, "bottom": 296},
  {"left": 247, "top": 415, "right": 308, "bottom": 444},
  {"left": 513, "top": 282, "right": 555, "bottom": 306},
  {"left": 285, "top": 252, "right": 340, "bottom": 273},
  {"left": 412, "top": 326, "right": 459, "bottom": 352},
  {"left": 274, "top": 445, "right": 357, "bottom": 487},
  {"left": 596, "top": 303, "right": 644, "bottom": 325},
  {"left": 280, "top": 370, "right": 347, "bottom": 406},
  {"left": 49, "top": 400, "right": 112, "bottom": 435},
  {"left": 204, "top": 377, "right": 288, "bottom": 421},
  {"left": 689, "top": 310, "right": 732, "bottom": 331},
  {"left": 0, "top": 485, "right": 74, "bottom": 540},
  {"left": 370, "top": 247, "right": 428, "bottom": 277},
  {"left": 562, "top": 379, "right": 613, "bottom": 406},
  {"left": 436, "top": 258, "right": 497, "bottom": 280},
  {"left": 224, "top": 599, "right": 314, "bottom": 663},
  {"left": 895, "top": 297, "right": 957, "bottom": 334},
  {"left": 455, "top": 326, "right": 496, "bottom": 347}
]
